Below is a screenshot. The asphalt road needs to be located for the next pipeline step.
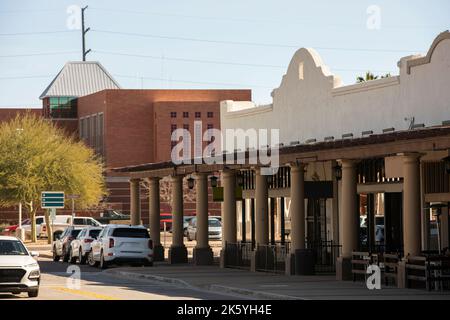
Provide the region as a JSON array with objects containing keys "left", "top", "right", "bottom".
[{"left": 0, "top": 257, "right": 234, "bottom": 300}]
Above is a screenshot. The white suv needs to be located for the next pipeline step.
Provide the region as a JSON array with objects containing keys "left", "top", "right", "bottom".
[
  {"left": 90, "top": 225, "right": 153, "bottom": 269},
  {"left": 0, "top": 236, "right": 40, "bottom": 298},
  {"left": 69, "top": 227, "right": 103, "bottom": 264}
]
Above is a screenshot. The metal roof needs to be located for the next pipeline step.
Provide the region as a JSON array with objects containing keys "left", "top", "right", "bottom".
[{"left": 39, "top": 61, "right": 121, "bottom": 99}]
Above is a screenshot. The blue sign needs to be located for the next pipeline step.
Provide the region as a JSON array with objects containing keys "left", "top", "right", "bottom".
[{"left": 41, "top": 191, "right": 65, "bottom": 209}]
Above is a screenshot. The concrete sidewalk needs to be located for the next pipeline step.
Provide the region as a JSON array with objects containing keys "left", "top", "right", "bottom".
[{"left": 105, "top": 263, "right": 450, "bottom": 300}]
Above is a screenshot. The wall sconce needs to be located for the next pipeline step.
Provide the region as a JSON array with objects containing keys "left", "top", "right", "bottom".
[
  {"left": 333, "top": 164, "right": 342, "bottom": 181},
  {"left": 210, "top": 175, "right": 218, "bottom": 188},
  {"left": 187, "top": 176, "right": 195, "bottom": 189}
]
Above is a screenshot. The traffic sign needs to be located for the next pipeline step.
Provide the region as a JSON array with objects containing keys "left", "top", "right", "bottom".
[{"left": 41, "top": 191, "right": 65, "bottom": 209}]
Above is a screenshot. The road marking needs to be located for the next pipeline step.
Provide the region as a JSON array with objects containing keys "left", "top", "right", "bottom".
[{"left": 52, "top": 286, "right": 119, "bottom": 300}]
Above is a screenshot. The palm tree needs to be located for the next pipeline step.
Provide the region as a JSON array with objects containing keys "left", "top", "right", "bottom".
[{"left": 356, "top": 71, "right": 391, "bottom": 83}]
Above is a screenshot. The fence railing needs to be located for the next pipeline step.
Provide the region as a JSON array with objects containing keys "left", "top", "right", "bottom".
[
  {"left": 306, "top": 239, "right": 342, "bottom": 274},
  {"left": 224, "top": 242, "right": 253, "bottom": 270},
  {"left": 255, "top": 243, "right": 290, "bottom": 274}
]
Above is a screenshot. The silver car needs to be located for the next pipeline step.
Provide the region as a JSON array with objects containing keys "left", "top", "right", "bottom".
[{"left": 186, "top": 217, "right": 222, "bottom": 241}]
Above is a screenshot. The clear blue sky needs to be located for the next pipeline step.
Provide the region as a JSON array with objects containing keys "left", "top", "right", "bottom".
[{"left": 0, "top": 0, "right": 449, "bottom": 107}]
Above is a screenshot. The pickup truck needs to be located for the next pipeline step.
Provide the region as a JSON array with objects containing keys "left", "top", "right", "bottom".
[
  {"left": 95, "top": 209, "right": 130, "bottom": 224},
  {"left": 40, "top": 216, "right": 103, "bottom": 239}
]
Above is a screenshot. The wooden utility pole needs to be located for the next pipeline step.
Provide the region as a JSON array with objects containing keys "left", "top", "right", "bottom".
[{"left": 81, "top": 6, "right": 91, "bottom": 61}]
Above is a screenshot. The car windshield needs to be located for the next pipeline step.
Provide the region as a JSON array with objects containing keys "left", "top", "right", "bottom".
[
  {"left": 0, "top": 239, "right": 28, "bottom": 256},
  {"left": 112, "top": 228, "right": 149, "bottom": 238},
  {"left": 209, "top": 219, "right": 221, "bottom": 227}
]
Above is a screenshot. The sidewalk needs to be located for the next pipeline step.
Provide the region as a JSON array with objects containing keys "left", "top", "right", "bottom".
[{"left": 105, "top": 263, "right": 450, "bottom": 300}]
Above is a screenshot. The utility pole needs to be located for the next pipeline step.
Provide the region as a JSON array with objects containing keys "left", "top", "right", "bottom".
[{"left": 81, "top": 5, "right": 91, "bottom": 61}]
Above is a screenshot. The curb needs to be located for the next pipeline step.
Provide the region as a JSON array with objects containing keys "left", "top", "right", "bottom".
[
  {"left": 105, "top": 270, "right": 192, "bottom": 289},
  {"left": 208, "top": 284, "right": 303, "bottom": 300},
  {"left": 106, "top": 269, "right": 302, "bottom": 300}
]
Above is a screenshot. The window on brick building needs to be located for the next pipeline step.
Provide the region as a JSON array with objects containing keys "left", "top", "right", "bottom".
[
  {"left": 171, "top": 124, "right": 177, "bottom": 132},
  {"left": 207, "top": 111, "right": 213, "bottom": 118},
  {"left": 170, "top": 112, "right": 177, "bottom": 118},
  {"left": 195, "top": 112, "right": 201, "bottom": 118},
  {"left": 183, "top": 112, "right": 189, "bottom": 118},
  {"left": 183, "top": 124, "right": 189, "bottom": 130},
  {"left": 207, "top": 124, "right": 213, "bottom": 130}
]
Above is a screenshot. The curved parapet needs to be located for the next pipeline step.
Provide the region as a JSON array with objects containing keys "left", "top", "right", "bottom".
[{"left": 405, "top": 30, "right": 450, "bottom": 74}]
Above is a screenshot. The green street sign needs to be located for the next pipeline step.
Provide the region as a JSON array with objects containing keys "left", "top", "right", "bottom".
[{"left": 41, "top": 191, "right": 65, "bottom": 209}]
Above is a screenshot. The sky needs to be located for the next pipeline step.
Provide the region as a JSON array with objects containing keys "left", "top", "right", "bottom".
[{"left": 0, "top": 0, "right": 449, "bottom": 107}]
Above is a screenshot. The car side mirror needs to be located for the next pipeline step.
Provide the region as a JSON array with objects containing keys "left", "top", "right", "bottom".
[{"left": 30, "top": 251, "right": 39, "bottom": 257}]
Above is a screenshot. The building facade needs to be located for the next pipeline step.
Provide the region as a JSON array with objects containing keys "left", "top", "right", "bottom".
[{"left": 113, "top": 31, "right": 450, "bottom": 285}]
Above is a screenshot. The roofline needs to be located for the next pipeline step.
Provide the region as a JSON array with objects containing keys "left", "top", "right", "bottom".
[{"left": 109, "top": 124, "right": 450, "bottom": 175}]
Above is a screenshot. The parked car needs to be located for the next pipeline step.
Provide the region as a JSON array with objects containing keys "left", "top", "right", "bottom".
[
  {"left": 22, "top": 216, "right": 46, "bottom": 238},
  {"left": 2, "top": 219, "right": 31, "bottom": 235},
  {"left": 160, "top": 213, "right": 172, "bottom": 231},
  {"left": 183, "top": 216, "right": 196, "bottom": 237},
  {"left": 42, "top": 216, "right": 103, "bottom": 239},
  {"left": 0, "top": 236, "right": 40, "bottom": 297},
  {"left": 69, "top": 227, "right": 103, "bottom": 264},
  {"left": 96, "top": 209, "right": 130, "bottom": 224},
  {"left": 90, "top": 224, "right": 153, "bottom": 269},
  {"left": 186, "top": 217, "right": 222, "bottom": 241},
  {"left": 52, "top": 226, "right": 83, "bottom": 262}
]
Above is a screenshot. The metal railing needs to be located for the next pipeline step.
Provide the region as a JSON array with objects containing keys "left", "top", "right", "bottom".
[
  {"left": 224, "top": 242, "right": 253, "bottom": 270},
  {"left": 255, "top": 243, "right": 290, "bottom": 274},
  {"left": 306, "top": 239, "right": 342, "bottom": 274}
]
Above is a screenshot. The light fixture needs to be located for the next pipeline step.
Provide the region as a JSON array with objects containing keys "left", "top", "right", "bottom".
[
  {"left": 187, "top": 176, "right": 195, "bottom": 189},
  {"left": 442, "top": 155, "right": 450, "bottom": 174},
  {"left": 334, "top": 164, "right": 342, "bottom": 181},
  {"left": 237, "top": 173, "right": 244, "bottom": 187},
  {"left": 210, "top": 175, "right": 218, "bottom": 188}
]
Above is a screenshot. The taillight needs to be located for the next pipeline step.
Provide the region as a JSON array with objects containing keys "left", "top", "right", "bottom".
[
  {"left": 68, "top": 236, "right": 74, "bottom": 241},
  {"left": 148, "top": 239, "right": 153, "bottom": 249},
  {"left": 42, "top": 225, "right": 46, "bottom": 231},
  {"left": 109, "top": 238, "right": 114, "bottom": 248},
  {"left": 84, "top": 239, "right": 93, "bottom": 243}
]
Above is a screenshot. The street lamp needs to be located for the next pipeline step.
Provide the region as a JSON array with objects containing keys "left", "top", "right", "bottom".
[
  {"left": 210, "top": 175, "right": 218, "bottom": 188},
  {"left": 334, "top": 164, "right": 342, "bottom": 181},
  {"left": 187, "top": 176, "right": 195, "bottom": 189}
]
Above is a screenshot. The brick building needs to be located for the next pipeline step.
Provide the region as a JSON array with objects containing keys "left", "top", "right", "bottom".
[{"left": 0, "top": 61, "right": 251, "bottom": 224}]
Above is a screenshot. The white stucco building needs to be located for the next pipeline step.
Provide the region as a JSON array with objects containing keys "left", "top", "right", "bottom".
[{"left": 221, "top": 31, "right": 450, "bottom": 145}]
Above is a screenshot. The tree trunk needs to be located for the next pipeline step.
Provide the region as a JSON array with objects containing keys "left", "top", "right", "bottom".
[
  {"left": 44, "top": 209, "right": 53, "bottom": 244},
  {"left": 29, "top": 201, "right": 37, "bottom": 243}
]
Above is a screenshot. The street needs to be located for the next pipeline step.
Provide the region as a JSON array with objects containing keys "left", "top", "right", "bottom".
[{"left": 0, "top": 257, "right": 235, "bottom": 300}]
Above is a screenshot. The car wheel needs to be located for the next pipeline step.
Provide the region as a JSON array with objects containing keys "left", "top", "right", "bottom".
[
  {"left": 79, "top": 249, "right": 87, "bottom": 265},
  {"left": 52, "top": 246, "right": 60, "bottom": 262},
  {"left": 28, "top": 289, "right": 39, "bottom": 298},
  {"left": 99, "top": 251, "right": 108, "bottom": 269},
  {"left": 69, "top": 248, "right": 77, "bottom": 264},
  {"left": 88, "top": 250, "right": 98, "bottom": 267},
  {"left": 62, "top": 247, "right": 69, "bottom": 263}
]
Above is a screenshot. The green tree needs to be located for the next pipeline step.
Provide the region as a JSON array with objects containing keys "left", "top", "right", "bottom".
[
  {"left": 0, "top": 113, "right": 106, "bottom": 243},
  {"left": 356, "top": 71, "right": 391, "bottom": 83}
]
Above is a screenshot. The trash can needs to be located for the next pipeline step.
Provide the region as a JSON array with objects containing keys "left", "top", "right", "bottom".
[{"left": 295, "top": 249, "right": 315, "bottom": 275}]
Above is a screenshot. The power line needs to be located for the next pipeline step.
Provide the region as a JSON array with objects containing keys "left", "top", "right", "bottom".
[
  {"left": 92, "top": 49, "right": 394, "bottom": 73},
  {"left": 0, "top": 30, "right": 76, "bottom": 36},
  {"left": 88, "top": 7, "right": 449, "bottom": 30},
  {"left": 113, "top": 74, "right": 272, "bottom": 89},
  {"left": 0, "top": 75, "right": 53, "bottom": 80},
  {"left": 0, "top": 51, "right": 79, "bottom": 58},
  {"left": 92, "top": 50, "right": 285, "bottom": 69},
  {"left": 91, "top": 29, "right": 421, "bottom": 53}
]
